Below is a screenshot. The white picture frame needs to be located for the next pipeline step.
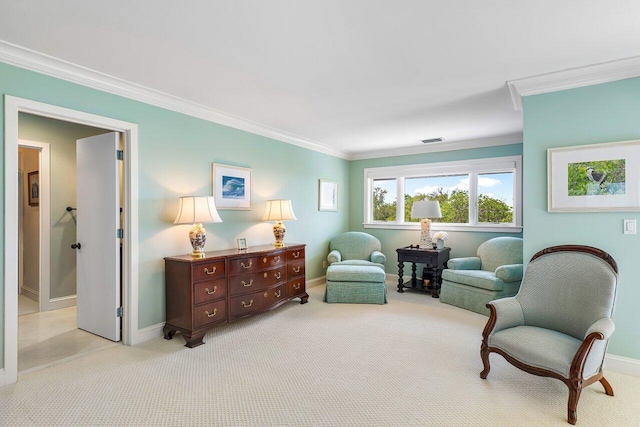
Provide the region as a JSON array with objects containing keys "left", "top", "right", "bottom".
[
  {"left": 236, "top": 238, "right": 248, "bottom": 250},
  {"left": 548, "top": 139, "right": 640, "bottom": 212},
  {"left": 212, "top": 163, "right": 252, "bottom": 210},
  {"left": 319, "top": 179, "right": 338, "bottom": 211}
]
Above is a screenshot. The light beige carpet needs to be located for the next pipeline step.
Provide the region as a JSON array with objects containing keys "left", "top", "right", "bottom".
[{"left": 1, "top": 282, "right": 639, "bottom": 426}]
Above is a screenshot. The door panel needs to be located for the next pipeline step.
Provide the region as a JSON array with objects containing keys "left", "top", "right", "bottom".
[{"left": 76, "top": 132, "right": 121, "bottom": 342}]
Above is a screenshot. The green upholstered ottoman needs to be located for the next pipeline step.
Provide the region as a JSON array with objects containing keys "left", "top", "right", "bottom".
[{"left": 324, "top": 264, "right": 387, "bottom": 304}]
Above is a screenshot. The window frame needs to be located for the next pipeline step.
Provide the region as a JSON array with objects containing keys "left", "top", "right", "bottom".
[{"left": 363, "top": 156, "right": 522, "bottom": 232}]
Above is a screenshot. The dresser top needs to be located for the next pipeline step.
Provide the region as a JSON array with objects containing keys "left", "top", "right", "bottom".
[{"left": 165, "top": 243, "right": 305, "bottom": 263}]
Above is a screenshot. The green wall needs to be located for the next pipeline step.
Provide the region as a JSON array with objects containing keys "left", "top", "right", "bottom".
[
  {"left": 348, "top": 145, "right": 524, "bottom": 272},
  {"left": 0, "top": 62, "right": 350, "bottom": 365},
  {"left": 523, "top": 77, "right": 640, "bottom": 360}
]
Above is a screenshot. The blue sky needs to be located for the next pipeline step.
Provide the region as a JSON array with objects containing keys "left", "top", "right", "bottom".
[{"left": 375, "top": 172, "right": 514, "bottom": 207}]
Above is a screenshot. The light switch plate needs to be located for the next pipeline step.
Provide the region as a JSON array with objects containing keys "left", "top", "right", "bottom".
[{"left": 623, "top": 219, "right": 636, "bottom": 234}]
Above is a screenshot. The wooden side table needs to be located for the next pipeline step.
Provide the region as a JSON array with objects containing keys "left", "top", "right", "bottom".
[{"left": 396, "top": 246, "right": 451, "bottom": 298}]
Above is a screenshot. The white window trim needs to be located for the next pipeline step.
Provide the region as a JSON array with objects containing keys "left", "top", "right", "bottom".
[{"left": 363, "top": 156, "right": 522, "bottom": 232}]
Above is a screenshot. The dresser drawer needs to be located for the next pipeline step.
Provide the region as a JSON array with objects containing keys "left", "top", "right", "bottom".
[
  {"left": 228, "top": 266, "right": 287, "bottom": 296},
  {"left": 287, "top": 259, "right": 305, "bottom": 278},
  {"left": 229, "top": 291, "right": 266, "bottom": 318},
  {"left": 192, "top": 260, "right": 225, "bottom": 282},
  {"left": 264, "top": 284, "right": 287, "bottom": 308},
  {"left": 228, "top": 252, "right": 285, "bottom": 275},
  {"left": 193, "top": 278, "right": 226, "bottom": 305},
  {"left": 287, "top": 247, "right": 305, "bottom": 262},
  {"left": 193, "top": 300, "right": 227, "bottom": 329},
  {"left": 286, "top": 278, "right": 305, "bottom": 297}
]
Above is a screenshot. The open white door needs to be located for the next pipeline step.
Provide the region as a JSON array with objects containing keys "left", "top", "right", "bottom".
[{"left": 75, "top": 132, "right": 121, "bottom": 342}]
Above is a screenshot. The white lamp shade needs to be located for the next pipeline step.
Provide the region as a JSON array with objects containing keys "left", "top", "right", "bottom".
[
  {"left": 173, "top": 196, "right": 223, "bottom": 224},
  {"left": 262, "top": 199, "right": 297, "bottom": 221},
  {"left": 411, "top": 200, "right": 442, "bottom": 219}
]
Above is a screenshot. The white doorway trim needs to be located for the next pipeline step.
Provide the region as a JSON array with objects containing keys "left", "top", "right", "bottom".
[
  {"left": 17, "top": 140, "right": 52, "bottom": 312},
  {"left": 4, "top": 96, "right": 139, "bottom": 385}
]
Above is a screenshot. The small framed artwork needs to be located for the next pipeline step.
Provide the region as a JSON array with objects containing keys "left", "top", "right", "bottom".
[
  {"left": 212, "top": 163, "right": 252, "bottom": 210},
  {"left": 319, "top": 179, "right": 338, "bottom": 211},
  {"left": 28, "top": 171, "right": 39, "bottom": 207},
  {"left": 548, "top": 139, "right": 640, "bottom": 212},
  {"left": 237, "top": 238, "right": 248, "bottom": 250}
]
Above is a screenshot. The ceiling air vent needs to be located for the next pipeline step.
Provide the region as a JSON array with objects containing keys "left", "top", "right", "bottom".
[{"left": 421, "top": 138, "right": 444, "bottom": 144}]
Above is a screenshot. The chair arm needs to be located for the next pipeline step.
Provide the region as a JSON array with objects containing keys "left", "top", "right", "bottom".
[
  {"left": 447, "top": 257, "right": 481, "bottom": 270},
  {"left": 495, "top": 264, "right": 523, "bottom": 283},
  {"left": 327, "top": 250, "right": 342, "bottom": 265},
  {"left": 486, "top": 297, "right": 525, "bottom": 334},
  {"left": 370, "top": 250, "right": 386, "bottom": 265},
  {"left": 584, "top": 317, "right": 615, "bottom": 341}
]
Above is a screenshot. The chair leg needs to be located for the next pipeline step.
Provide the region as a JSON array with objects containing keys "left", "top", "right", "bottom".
[
  {"left": 480, "top": 342, "right": 491, "bottom": 379},
  {"left": 599, "top": 377, "right": 614, "bottom": 396},
  {"left": 567, "top": 381, "right": 582, "bottom": 425}
]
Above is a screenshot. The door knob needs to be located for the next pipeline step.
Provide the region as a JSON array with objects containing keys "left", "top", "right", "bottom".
[{"left": 71, "top": 243, "right": 82, "bottom": 249}]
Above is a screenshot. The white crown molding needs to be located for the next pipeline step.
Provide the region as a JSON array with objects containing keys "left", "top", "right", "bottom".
[
  {"left": 0, "top": 40, "right": 348, "bottom": 159},
  {"left": 507, "top": 56, "right": 640, "bottom": 111},
  {"left": 348, "top": 134, "right": 523, "bottom": 161}
]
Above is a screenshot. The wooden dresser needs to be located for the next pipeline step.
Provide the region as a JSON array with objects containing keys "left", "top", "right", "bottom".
[{"left": 164, "top": 244, "right": 308, "bottom": 347}]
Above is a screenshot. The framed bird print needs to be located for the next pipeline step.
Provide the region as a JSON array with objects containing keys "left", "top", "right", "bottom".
[{"left": 548, "top": 139, "right": 640, "bottom": 212}]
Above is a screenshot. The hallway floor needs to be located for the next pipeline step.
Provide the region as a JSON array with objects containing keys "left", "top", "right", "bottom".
[{"left": 18, "top": 296, "right": 118, "bottom": 373}]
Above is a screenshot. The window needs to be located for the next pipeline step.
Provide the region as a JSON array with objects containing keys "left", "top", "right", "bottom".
[{"left": 364, "top": 156, "right": 522, "bottom": 232}]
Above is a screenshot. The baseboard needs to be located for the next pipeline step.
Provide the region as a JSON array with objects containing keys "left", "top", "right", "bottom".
[
  {"left": 605, "top": 353, "right": 640, "bottom": 377},
  {"left": 20, "top": 286, "right": 39, "bottom": 301},
  {"left": 46, "top": 295, "right": 76, "bottom": 311},
  {"left": 131, "top": 322, "right": 165, "bottom": 345},
  {"left": 306, "top": 276, "right": 325, "bottom": 288},
  {"left": 0, "top": 368, "right": 5, "bottom": 386}
]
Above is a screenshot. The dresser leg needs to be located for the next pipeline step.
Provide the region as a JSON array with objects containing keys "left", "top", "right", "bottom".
[
  {"left": 163, "top": 325, "right": 177, "bottom": 340},
  {"left": 183, "top": 333, "right": 205, "bottom": 348},
  {"left": 300, "top": 293, "right": 309, "bottom": 304}
]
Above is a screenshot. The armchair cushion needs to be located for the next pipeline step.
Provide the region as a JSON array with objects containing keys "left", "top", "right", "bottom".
[
  {"left": 442, "top": 269, "right": 505, "bottom": 291},
  {"left": 326, "top": 264, "right": 386, "bottom": 283}
]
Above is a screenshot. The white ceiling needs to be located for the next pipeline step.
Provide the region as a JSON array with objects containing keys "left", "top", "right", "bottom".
[{"left": 1, "top": 1, "right": 640, "bottom": 158}]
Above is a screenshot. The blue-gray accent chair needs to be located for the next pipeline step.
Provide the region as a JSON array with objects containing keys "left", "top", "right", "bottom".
[
  {"left": 480, "top": 245, "right": 618, "bottom": 425},
  {"left": 324, "top": 232, "right": 387, "bottom": 304},
  {"left": 440, "top": 236, "right": 523, "bottom": 315}
]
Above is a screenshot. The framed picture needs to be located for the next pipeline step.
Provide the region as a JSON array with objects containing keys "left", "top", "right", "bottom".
[
  {"left": 28, "top": 171, "right": 39, "bottom": 207},
  {"left": 212, "top": 163, "right": 252, "bottom": 210},
  {"left": 236, "top": 238, "right": 248, "bottom": 250},
  {"left": 318, "top": 179, "right": 338, "bottom": 211},
  {"left": 548, "top": 139, "right": 640, "bottom": 212}
]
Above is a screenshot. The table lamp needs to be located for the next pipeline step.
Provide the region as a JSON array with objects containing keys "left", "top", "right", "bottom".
[
  {"left": 262, "top": 199, "right": 297, "bottom": 247},
  {"left": 411, "top": 200, "right": 441, "bottom": 248},
  {"left": 173, "top": 196, "right": 223, "bottom": 258}
]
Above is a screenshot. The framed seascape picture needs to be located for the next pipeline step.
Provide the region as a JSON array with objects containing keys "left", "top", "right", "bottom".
[
  {"left": 318, "top": 179, "right": 338, "bottom": 211},
  {"left": 28, "top": 171, "right": 39, "bottom": 207},
  {"left": 548, "top": 139, "right": 640, "bottom": 212},
  {"left": 212, "top": 163, "right": 252, "bottom": 210}
]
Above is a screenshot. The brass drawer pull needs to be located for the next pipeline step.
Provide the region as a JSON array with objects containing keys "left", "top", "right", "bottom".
[
  {"left": 274, "top": 256, "right": 280, "bottom": 262},
  {"left": 205, "top": 286, "right": 217, "bottom": 295},
  {"left": 293, "top": 283, "right": 301, "bottom": 290},
  {"left": 292, "top": 251, "right": 300, "bottom": 259},
  {"left": 274, "top": 272, "right": 281, "bottom": 280},
  {"left": 293, "top": 266, "right": 301, "bottom": 273},
  {"left": 242, "top": 280, "right": 253, "bottom": 287},
  {"left": 241, "top": 261, "right": 252, "bottom": 269},
  {"left": 242, "top": 300, "right": 253, "bottom": 308},
  {"left": 205, "top": 308, "right": 217, "bottom": 318},
  {"left": 263, "top": 257, "right": 267, "bottom": 263},
  {"left": 204, "top": 267, "right": 216, "bottom": 275},
  {"left": 275, "top": 290, "right": 282, "bottom": 298}
]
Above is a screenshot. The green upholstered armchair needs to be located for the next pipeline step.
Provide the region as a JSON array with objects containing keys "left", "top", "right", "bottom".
[
  {"left": 480, "top": 245, "right": 618, "bottom": 425},
  {"left": 440, "top": 236, "right": 523, "bottom": 315},
  {"left": 327, "top": 231, "right": 386, "bottom": 268},
  {"left": 324, "top": 232, "right": 387, "bottom": 304}
]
